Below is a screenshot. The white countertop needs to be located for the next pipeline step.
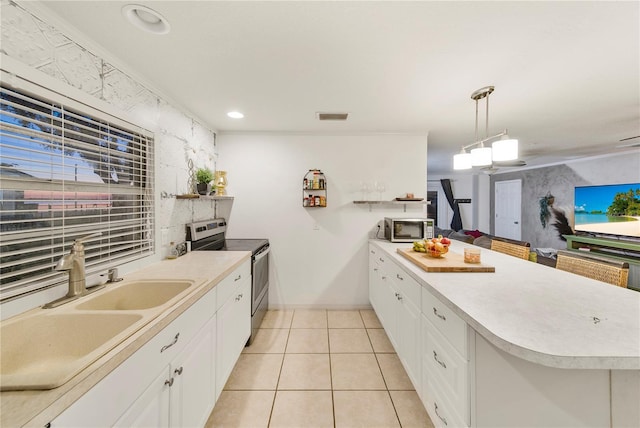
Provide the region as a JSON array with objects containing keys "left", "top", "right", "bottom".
[
  {"left": 370, "top": 239, "right": 640, "bottom": 370},
  {"left": 0, "top": 251, "right": 250, "bottom": 428}
]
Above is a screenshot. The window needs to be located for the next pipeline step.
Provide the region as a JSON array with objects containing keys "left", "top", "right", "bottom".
[{"left": 0, "top": 79, "right": 154, "bottom": 301}]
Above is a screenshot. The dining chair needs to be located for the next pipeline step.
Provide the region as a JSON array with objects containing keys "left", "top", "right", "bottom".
[
  {"left": 490, "top": 239, "right": 531, "bottom": 260},
  {"left": 555, "top": 250, "right": 629, "bottom": 288}
]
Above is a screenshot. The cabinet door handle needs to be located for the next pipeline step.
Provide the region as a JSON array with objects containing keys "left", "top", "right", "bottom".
[
  {"left": 379, "top": 257, "right": 385, "bottom": 263},
  {"left": 174, "top": 366, "right": 183, "bottom": 376},
  {"left": 381, "top": 276, "right": 387, "bottom": 280},
  {"left": 434, "top": 402, "right": 448, "bottom": 425},
  {"left": 433, "top": 350, "right": 447, "bottom": 369},
  {"left": 235, "top": 293, "right": 243, "bottom": 301},
  {"left": 396, "top": 273, "right": 404, "bottom": 281},
  {"left": 234, "top": 274, "right": 241, "bottom": 281},
  {"left": 373, "top": 268, "right": 378, "bottom": 272},
  {"left": 371, "top": 250, "right": 375, "bottom": 254},
  {"left": 433, "top": 307, "right": 446, "bottom": 321},
  {"left": 160, "top": 333, "right": 180, "bottom": 353},
  {"left": 164, "top": 377, "right": 174, "bottom": 387}
]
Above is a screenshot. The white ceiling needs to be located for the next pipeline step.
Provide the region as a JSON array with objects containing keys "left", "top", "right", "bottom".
[{"left": 36, "top": 1, "right": 640, "bottom": 174}]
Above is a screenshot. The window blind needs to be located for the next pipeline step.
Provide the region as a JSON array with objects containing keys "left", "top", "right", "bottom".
[{"left": 0, "top": 83, "right": 154, "bottom": 301}]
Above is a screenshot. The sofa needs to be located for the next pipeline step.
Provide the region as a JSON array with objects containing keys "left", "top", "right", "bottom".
[
  {"left": 434, "top": 227, "right": 494, "bottom": 249},
  {"left": 434, "top": 226, "right": 557, "bottom": 267}
]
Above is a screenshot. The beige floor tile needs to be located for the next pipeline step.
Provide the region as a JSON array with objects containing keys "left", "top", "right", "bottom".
[
  {"left": 334, "top": 390, "right": 400, "bottom": 428},
  {"left": 331, "top": 353, "right": 386, "bottom": 390},
  {"left": 278, "top": 354, "right": 332, "bottom": 390},
  {"left": 327, "top": 310, "right": 365, "bottom": 328},
  {"left": 368, "top": 328, "right": 395, "bottom": 353},
  {"left": 205, "top": 390, "right": 274, "bottom": 428},
  {"left": 291, "top": 309, "right": 328, "bottom": 328},
  {"left": 243, "top": 328, "right": 289, "bottom": 354},
  {"left": 390, "top": 390, "right": 435, "bottom": 428},
  {"left": 269, "top": 390, "right": 334, "bottom": 428},
  {"left": 260, "top": 309, "right": 294, "bottom": 328},
  {"left": 360, "top": 309, "right": 383, "bottom": 328},
  {"left": 286, "top": 328, "right": 329, "bottom": 353},
  {"left": 377, "top": 353, "right": 414, "bottom": 390},
  {"left": 223, "top": 353, "right": 283, "bottom": 390},
  {"left": 329, "top": 328, "right": 373, "bottom": 353}
]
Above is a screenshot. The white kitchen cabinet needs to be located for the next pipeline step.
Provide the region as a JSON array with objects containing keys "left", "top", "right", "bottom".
[
  {"left": 50, "top": 259, "right": 251, "bottom": 428},
  {"left": 368, "top": 244, "right": 421, "bottom": 389},
  {"left": 216, "top": 274, "right": 251, "bottom": 397},
  {"left": 113, "top": 365, "right": 171, "bottom": 427},
  {"left": 420, "top": 285, "right": 472, "bottom": 428},
  {"left": 170, "top": 314, "right": 216, "bottom": 427},
  {"left": 368, "top": 241, "right": 640, "bottom": 428},
  {"left": 115, "top": 315, "right": 216, "bottom": 428},
  {"left": 390, "top": 272, "right": 421, "bottom": 388}
]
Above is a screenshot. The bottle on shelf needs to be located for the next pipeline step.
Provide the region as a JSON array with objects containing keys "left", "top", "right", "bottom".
[{"left": 302, "top": 169, "right": 327, "bottom": 207}]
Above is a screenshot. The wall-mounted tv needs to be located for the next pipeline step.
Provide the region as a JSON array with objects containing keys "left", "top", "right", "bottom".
[{"left": 574, "top": 183, "right": 640, "bottom": 239}]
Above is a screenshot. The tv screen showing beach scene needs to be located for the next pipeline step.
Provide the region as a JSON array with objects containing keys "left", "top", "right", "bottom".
[{"left": 574, "top": 183, "right": 640, "bottom": 238}]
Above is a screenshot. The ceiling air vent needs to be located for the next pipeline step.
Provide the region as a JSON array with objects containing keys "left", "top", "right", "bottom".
[{"left": 316, "top": 112, "right": 349, "bottom": 121}]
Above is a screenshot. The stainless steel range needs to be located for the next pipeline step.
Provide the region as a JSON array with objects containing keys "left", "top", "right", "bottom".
[{"left": 186, "top": 219, "right": 269, "bottom": 345}]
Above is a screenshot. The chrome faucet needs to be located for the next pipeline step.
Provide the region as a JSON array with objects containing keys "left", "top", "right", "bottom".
[{"left": 43, "top": 232, "right": 103, "bottom": 308}]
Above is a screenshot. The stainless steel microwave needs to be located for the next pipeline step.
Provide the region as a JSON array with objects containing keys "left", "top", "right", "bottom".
[{"left": 384, "top": 217, "right": 434, "bottom": 242}]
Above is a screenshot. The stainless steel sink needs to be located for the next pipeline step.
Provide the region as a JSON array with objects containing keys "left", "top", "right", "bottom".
[
  {"left": 1, "top": 312, "right": 144, "bottom": 390},
  {"left": 75, "top": 280, "right": 194, "bottom": 310}
]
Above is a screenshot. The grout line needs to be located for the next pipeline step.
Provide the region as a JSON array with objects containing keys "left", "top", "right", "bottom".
[
  {"left": 266, "top": 322, "right": 291, "bottom": 427},
  {"left": 327, "top": 315, "right": 336, "bottom": 428}
]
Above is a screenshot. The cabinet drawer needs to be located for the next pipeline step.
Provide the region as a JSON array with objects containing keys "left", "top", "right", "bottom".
[
  {"left": 388, "top": 260, "right": 421, "bottom": 308},
  {"left": 422, "top": 315, "right": 468, "bottom": 422},
  {"left": 216, "top": 259, "right": 250, "bottom": 311},
  {"left": 422, "top": 371, "right": 468, "bottom": 428},
  {"left": 422, "top": 288, "right": 467, "bottom": 358}
]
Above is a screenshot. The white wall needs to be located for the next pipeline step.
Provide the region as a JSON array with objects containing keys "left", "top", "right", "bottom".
[
  {"left": 1, "top": 2, "right": 220, "bottom": 318},
  {"left": 427, "top": 173, "right": 490, "bottom": 232},
  {"left": 217, "top": 133, "right": 427, "bottom": 308}
]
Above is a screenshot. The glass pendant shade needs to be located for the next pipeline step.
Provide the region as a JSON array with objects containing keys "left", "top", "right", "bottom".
[
  {"left": 492, "top": 138, "right": 519, "bottom": 161},
  {"left": 470, "top": 146, "right": 492, "bottom": 166},
  {"left": 453, "top": 152, "right": 472, "bottom": 170}
]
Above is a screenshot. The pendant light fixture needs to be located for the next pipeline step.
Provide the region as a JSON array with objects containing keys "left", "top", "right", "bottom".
[{"left": 453, "top": 86, "right": 519, "bottom": 170}]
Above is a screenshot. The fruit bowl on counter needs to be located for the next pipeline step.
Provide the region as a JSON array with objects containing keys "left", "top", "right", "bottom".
[{"left": 413, "top": 236, "right": 451, "bottom": 258}]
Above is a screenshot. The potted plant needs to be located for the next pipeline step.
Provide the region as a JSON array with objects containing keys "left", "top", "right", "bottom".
[{"left": 195, "top": 167, "right": 214, "bottom": 195}]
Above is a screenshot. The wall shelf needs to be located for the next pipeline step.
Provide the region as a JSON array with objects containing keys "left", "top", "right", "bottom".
[
  {"left": 353, "top": 200, "right": 429, "bottom": 212},
  {"left": 176, "top": 195, "right": 234, "bottom": 201},
  {"left": 303, "top": 169, "right": 327, "bottom": 207}
]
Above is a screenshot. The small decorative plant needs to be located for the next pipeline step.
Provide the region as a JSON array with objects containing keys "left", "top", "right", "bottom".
[
  {"left": 195, "top": 167, "right": 214, "bottom": 195},
  {"left": 195, "top": 167, "right": 214, "bottom": 184}
]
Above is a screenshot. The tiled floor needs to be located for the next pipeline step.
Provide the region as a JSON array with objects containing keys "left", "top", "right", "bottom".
[{"left": 206, "top": 309, "right": 434, "bottom": 428}]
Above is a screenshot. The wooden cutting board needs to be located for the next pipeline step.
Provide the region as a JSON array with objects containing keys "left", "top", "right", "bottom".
[{"left": 397, "top": 248, "right": 495, "bottom": 273}]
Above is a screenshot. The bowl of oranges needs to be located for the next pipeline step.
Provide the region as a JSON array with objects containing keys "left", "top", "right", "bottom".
[{"left": 413, "top": 235, "right": 451, "bottom": 258}]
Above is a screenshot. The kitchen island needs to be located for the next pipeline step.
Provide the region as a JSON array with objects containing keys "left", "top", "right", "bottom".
[
  {"left": 369, "top": 239, "right": 640, "bottom": 427},
  {"left": 0, "top": 251, "right": 250, "bottom": 428}
]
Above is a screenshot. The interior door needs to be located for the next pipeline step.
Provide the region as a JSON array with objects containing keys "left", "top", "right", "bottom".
[{"left": 494, "top": 179, "right": 522, "bottom": 240}]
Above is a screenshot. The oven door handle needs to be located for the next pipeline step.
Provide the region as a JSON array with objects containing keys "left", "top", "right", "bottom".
[{"left": 254, "top": 247, "right": 270, "bottom": 262}]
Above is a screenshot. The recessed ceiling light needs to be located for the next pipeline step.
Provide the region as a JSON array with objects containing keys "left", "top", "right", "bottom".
[
  {"left": 227, "top": 111, "right": 244, "bottom": 119},
  {"left": 122, "top": 4, "right": 170, "bottom": 35}
]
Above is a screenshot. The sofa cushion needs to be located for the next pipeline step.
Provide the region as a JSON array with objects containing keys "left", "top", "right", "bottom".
[
  {"left": 473, "top": 235, "right": 493, "bottom": 249},
  {"left": 435, "top": 227, "right": 454, "bottom": 238},
  {"left": 464, "top": 229, "right": 484, "bottom": 238},
  {"left": 449, "top": 230, "right": 475, "bottom": 244}
]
